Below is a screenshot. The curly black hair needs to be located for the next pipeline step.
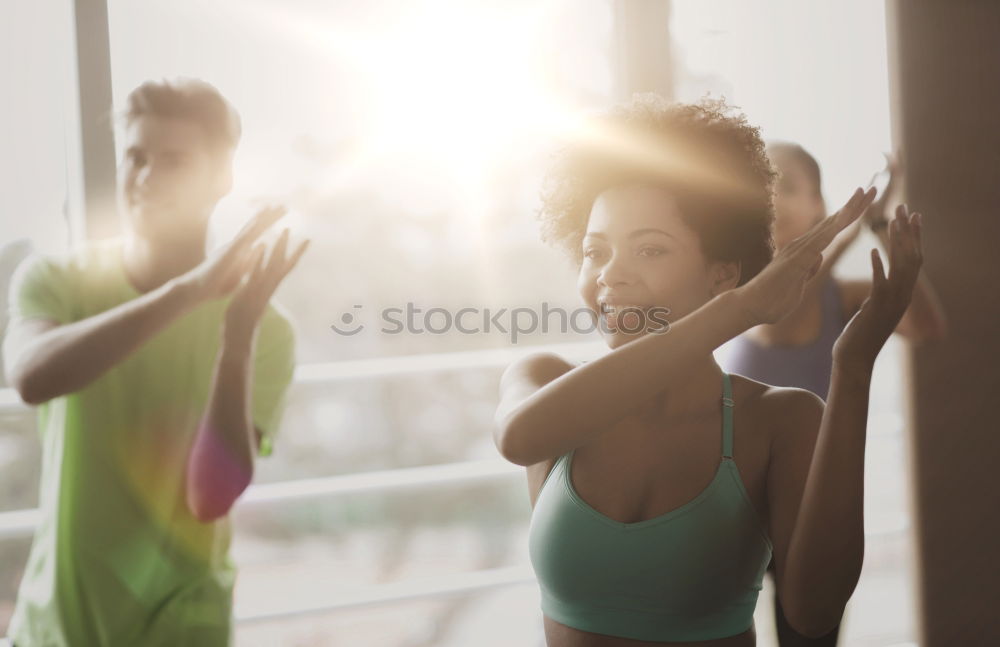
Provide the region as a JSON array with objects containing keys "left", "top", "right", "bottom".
[{"left": 539, "top": 94, "right": 777, "bottom": 286}]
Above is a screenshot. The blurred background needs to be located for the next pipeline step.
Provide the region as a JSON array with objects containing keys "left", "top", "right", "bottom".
[{"left": 0, "top": 0, "right": 975, "bottom": 645}]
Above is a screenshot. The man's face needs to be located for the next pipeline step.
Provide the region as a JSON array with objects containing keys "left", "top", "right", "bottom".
[{"left": 117, "top": 114, "right": 230, "bottom": 240}]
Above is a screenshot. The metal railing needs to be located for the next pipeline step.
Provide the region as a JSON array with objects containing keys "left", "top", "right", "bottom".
[
  {"left": 0, "top": 457, "right": 527, "bottom": 541},
  {"left": 237, "top": 566, "right": 536, "bottom": 624},
  {"left": 0, "top": 339, "right": 911, "bottom": 626}
]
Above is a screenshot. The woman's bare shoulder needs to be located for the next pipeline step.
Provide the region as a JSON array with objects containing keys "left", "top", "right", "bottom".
[
  {"left": 728, "top": 373, "right": 825, "bottom": 447},
  {"left": 499, "top": 351, "right": 577, "bottom": 390}
]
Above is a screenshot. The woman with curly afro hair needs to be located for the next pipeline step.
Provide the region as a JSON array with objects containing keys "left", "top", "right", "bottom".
[{"left": 493, "top": 95, "right": 925, "bottom": 646}]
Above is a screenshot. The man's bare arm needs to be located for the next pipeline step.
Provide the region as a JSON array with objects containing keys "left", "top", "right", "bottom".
[
  {"left": 4, "top": 281, "right": 199, "bottom": 404},
  {"left": 3, "top": 207, "right": 285, "bottom": 405},
  {"left": 186, "top": 328, "right": 258, "bottom": 522},
  {"left": 186, "top": 229, "right": 308, "bottom": 522}
]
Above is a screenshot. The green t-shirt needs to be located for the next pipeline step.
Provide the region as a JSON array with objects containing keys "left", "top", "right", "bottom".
[{"left": 5, "top": 239, "right": 296, "bottom": 646}]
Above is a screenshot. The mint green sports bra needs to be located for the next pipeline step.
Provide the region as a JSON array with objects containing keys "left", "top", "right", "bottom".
[{"left": 528, "top": 373, "right": 773, "bottom": 642}]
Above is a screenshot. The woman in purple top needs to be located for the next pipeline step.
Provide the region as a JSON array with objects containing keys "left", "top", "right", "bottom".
[
  {"left": 725, "top": 143, "right": 948, "bottom": 646},
  {"left": 728, "top": 143, "right": 946, "bottom": 399}
]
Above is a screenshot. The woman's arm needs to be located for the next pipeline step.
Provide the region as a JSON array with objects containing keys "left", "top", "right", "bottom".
[
  {"left": 773, "top": 206, "right": 924, "bottom": 637},
  {"left": 495, "top": 188, "right": 876, "bottom": 466},
  {"left": 767, "top": 369, "right": 869, "bottom": 638},
  {"left": 891, "top": 271, "right": 947, "bottom": 341},
  {"left": 495, "top": 352, "right": 575, "bottom": 504},
  {"left": 495, "top": 291, "right": 754, "bottom": 466},
  {"left": 806, "top": 156, "right": 898, "bottom": 294},
  {"left": 811, "top": 219, "right": 862, "bottom": 289}
]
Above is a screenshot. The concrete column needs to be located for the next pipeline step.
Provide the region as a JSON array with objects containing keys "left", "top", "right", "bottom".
[
  {"left": 612, "top": 0, "right": 673, "bottom": 100},
  {"left": 66, "top": 0, "right": 118, "bottom": 241},
  {"left": 886, "top": 1, "right": 1000, "bottom": 644}
]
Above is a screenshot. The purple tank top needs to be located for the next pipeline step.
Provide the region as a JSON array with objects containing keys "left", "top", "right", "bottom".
[{"left": 724, "top": 277, "right": 848, "bottom": 401}]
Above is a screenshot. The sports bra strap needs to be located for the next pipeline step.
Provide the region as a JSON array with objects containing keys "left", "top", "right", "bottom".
[{"left": 722, "top": 372, "right": 735, "bottom": 459}]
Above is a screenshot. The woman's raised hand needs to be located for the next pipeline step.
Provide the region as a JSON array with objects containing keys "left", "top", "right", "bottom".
[
  {"left": 737, "top": 187, "right": 877, "bottom": 326},
  {"left": 832, "top": 204, "right": 923, "bottom": 371}
]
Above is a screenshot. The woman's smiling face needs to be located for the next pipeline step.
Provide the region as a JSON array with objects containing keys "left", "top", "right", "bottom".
[{"left": 577, "top": 184, "right": 738, "bottom": 348}]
